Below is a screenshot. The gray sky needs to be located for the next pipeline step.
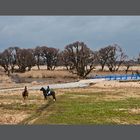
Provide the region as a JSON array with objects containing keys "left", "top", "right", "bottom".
[{"left": 0, "top": 16, "right": 140, "bottom": 58}]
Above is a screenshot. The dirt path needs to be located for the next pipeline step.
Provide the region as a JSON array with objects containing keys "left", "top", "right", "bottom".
[
  {"left": 0, "top": 79, "right": 105, "bottom": 92},
  {"left": 19, "top": 100, "right": 54, "bottom": 125}
]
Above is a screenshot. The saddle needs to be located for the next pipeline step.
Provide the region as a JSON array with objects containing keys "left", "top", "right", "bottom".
[{"left": 46, "top": 90, "right": 51, "bottom": 96}]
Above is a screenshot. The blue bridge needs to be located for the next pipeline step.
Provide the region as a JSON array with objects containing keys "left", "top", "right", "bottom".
[{"left": 92, "top": 74, "right": 140, "bottom": 81}]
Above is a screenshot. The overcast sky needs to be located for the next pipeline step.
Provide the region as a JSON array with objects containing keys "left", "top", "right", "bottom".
[{"left": 0, "top": 16, "right": 140, "bottom": 58}]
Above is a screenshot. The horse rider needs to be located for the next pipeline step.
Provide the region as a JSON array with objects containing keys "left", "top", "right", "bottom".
[{"left": 46, "top": 86, "right": 51, "bottom": 96}]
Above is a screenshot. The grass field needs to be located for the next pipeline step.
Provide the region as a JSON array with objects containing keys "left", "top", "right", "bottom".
[
  {"left": 0, "top": 66, "right": 140, "bottom": 125},
  {"left": 0, "top": 86, "right": 140, "bottom": 125},
  {"left": 32, "top": 87, "right": 140, "bottom": 125}
]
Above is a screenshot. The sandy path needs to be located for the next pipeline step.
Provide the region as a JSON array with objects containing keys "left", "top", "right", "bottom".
[
  {"left": 0, "top": 78, "right": 139, "bottom": 93},
  {"left": 0, "top": 79, "right": 105, "bottom": 92},
  {"left": 93, "top": 80, "right": 140, "bottom": 88}
]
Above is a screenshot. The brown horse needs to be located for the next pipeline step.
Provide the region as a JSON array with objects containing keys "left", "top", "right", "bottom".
[
  {"left": 22, "top": 86, "right": 29, "bottom": 100},
  {"left": 40, "top": 87, "right": 56, "bottom": 101}
]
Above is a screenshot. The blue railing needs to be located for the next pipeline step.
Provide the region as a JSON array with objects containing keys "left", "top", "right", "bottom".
[{"left": 92, "top": 74, "right": 140, "bottom": 80}]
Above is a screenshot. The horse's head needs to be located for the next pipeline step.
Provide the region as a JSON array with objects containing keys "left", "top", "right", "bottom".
[{"left": 40, "top": 87, "right": 44, "bottom": 91}]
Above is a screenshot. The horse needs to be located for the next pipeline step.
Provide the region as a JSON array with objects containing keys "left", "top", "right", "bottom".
[
  {"left": 40, "top": 87, "right": 56, "bottom": 101},
  {"left": 22, "top": 86, "right": 29, "bottom": 100}
]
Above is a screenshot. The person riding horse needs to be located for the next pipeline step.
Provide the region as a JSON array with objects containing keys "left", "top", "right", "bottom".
[
  {"left": 46, "top": 86, "right": 54, "bottom": 96},
  {"left": 40, "top": 86, "right": 56, "bottom": 101}
]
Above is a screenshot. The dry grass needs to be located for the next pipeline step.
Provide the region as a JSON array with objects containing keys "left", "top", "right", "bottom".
[
  {"left": 0, "top": 75, "right": 12, "bottom": 83},
  {"left": 0, "top": 85, "right": 140, "bottom": 124},
  {"left": 31, "top": 65, "right": 140, "bottom": 71},
  {"left": 0, "top": 65, "right": 140, "bottom": 124},
  {"left": 18, "top": 69, "right": 77, "bottom": 78},
  {"left": 0, "top": 88, "right": 64, "bottom": 124},
  {"left": 94, "top": 65, "right": 140, "bottom": 71},
  {"left": 15, "top": 69, "right": 79, "bottom": 84},
  {"left": 0, "top": 90, "right": 47, "bottom": 124}
]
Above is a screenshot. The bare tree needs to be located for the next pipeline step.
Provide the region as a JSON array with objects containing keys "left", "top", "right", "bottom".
[
  {"left": 106, "top": 44, "right": 127, "bottom": 72},
  {"left": 97, "top": 46, "right": 114, "bottom": 71},
  {"left": 34, "top": 46, "right": 43, "bottom": 70},
  {"left": 124, "top": 58, "right": 135, "bottom": 74},
  {"left": 46, "top": 47, "right": 59, "bottom": 70},
  {"left": 41, "top": 46, "right": 59, "bottom": 70},
  {"left": 16, "top": 48, "right": 36, "bottom": 72},
  {"left": 63, "top": 41, "right": 96, "bottom": 78},
  {"left": 138, "top": 53, "right": 140, "bottom": 64},
  {"left": 0, "top": 51, "right": 10, "bottom": 76},
  {"left": 134, "top": 53, "right": 140, "bottom": 74},
  {"left": 0, "top": 47, "right": 19, "bottom": 76},
  {"left": 60, "top": 50, "right": 74, "bottom": 70}
]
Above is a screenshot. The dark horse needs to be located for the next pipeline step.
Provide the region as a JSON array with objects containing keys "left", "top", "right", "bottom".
[
  {"left": 40, "top": 87, "right": 56, "bottom": 101},
  {"left": 22, "top": 86, "right": 29, "bottom": 100}
]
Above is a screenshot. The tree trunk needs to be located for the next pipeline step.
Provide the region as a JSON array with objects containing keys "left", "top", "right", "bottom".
[{"left": 37, "top": 64, "right": 40, "bottom": 70}]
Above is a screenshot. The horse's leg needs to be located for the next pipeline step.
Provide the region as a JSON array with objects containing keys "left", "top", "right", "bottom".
[
  {"left": 44, "top": 96, "right": 47, "bottom": 100},
  {"left": 44, "top": 94, "right": 47, "bottom": 100},
  {"left": 25, "top": 95, "right": 28, "bottom": 100},
  {"left": 23, "top": 94, "right": 25, "bottom": 100},
  {"left": 26, "top": 95, "right": 28, "bottom": 99},
  {"left": 52, "top": 93, "right": 56, "bottom": 101},
  {"left": 23, "top": 96, "right": 26, "bottom": 102}
]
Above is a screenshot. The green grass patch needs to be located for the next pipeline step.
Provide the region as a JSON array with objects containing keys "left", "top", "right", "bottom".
[{"left": 33, "top": 92, "right": 140, "bottom": 125}]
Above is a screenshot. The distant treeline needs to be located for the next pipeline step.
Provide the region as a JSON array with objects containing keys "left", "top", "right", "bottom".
[{"left": 0, "top": 41, "right": 140, "bottom": 78}]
